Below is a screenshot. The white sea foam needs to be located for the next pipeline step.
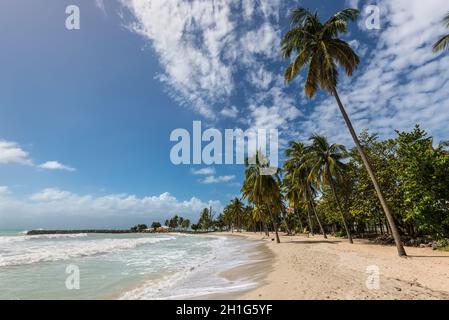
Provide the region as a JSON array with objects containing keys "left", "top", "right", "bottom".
[
  {"left": 25, "top": 233, "right": 90, "bottom": 240},
  {"left": 0, "top": 233, "right": 89, "bottom": 245},
  {"left": 119, "top": 235, "right": 258, "bottom": 300},
  {"left": 0, "top": 236, "right": 175, "bottom": 267},
  {"left": 0, "top": 233, "right": 262, "bottom": 300}
]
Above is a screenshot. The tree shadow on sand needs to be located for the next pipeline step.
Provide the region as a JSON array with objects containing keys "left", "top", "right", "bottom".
[{"left": 289, "top": 240, "right": 340, "bottom": 245}]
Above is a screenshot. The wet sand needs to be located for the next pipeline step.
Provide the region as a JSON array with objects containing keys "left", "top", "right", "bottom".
[{"left": 199, "top": 237, "right": 274, "bottom": 300}]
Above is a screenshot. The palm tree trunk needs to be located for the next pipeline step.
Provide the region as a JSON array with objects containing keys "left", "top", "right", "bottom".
[
  {"left": 268, "top": 207, "right": 281, "bottom": 243},
  {"left": 306, "top": 207, "right": 314, "bottom": 236},
  {"left": 263, "top": 221, "right": 269, "bottom": 236},
  {"left": 295, "top": 207, "right": 304, "bottom": 233},
  {"left": 328, "top": 173, "right": 353, "bottom": 244},
  {"left": 284, "top": 216, "right": 292, "bottom": 236},
  {"left": 333, "top": 90, "right": 406, "bottom": 257},
  {"left": 309, "top": 197, "right": 327, "bottom": 239}
]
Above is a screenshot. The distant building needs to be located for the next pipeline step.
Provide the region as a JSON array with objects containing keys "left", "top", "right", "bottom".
[{"left": 156, "top": 226, "right": 170, "bottom": 233}]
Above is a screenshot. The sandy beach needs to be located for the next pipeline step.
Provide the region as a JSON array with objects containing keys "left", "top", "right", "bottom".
[{"left": 218, "top": 232, "right": 449, "bottom": 300}]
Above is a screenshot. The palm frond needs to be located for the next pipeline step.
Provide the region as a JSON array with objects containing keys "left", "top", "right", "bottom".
[
  {"left": 328, "top": 39, "right": 360, "bottom": 76},
  {"left": 290, "top": 8, "right": 315, "bottom": 26},
  {"left": 322, "top": 9, "right": 360, "bottom": 37},
  {"left": 284, "top": 49, "right": 310, "bottom": 83},
  {"left": 433, "top": 34, "right": 449, "bottom": 53}
]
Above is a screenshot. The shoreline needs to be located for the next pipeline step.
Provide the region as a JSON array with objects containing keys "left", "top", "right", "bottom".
[
  {"left": 201, "top": 234, "right": 274, "bottom": 300},
  {"left": 108, "top": 233, "right": 273, "bottom": 300},
  {"left": 215, "top": 232, "right": 449, "bottom": 300}
]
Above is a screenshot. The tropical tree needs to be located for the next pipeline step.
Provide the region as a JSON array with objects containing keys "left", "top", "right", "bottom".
[
  {"left": 228, "top": 198, "right": 245, "bottom": 232},
  {"left": 198, "top": 207, "right": 214, "bottom": 231},
  {"left": 433, "top": 12, "right": 449, "bottom": 53},
  {"left": 242, "top": 151, "right": 282, "bottom": 243},
  {"left": 284, "top": 141, "right": 327, "bottom": 238},
  {"left": 151, "top": 221, "right": 161, "bottom": 231},
  {"left": 168, "top": 215, "right": 179, "bottom": 229},
  {"left": 282, "top": 7, "right": 406, "bottom": 256},
  {"left": 305, "top": 135, "right": 352, "bottom": 243},
  {"left": 181, "top": 218, "right": 190, "bottom": 230}
]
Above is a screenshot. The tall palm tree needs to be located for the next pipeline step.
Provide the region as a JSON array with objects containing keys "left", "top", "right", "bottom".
[
  {"left": 305, "top": 135, "right": 352, "bottom": 243},
  {"left": 284, "top": 141, "right": 327, "bottom": 238},
  {"left": 282, "top": 7, "right": 406, "bottom": 256},
  {"left": 433, "top": 12, "right": 449, "bottom": 53},
  {"left": 242, "top": 151, "right": 282, "bottom": 243}
]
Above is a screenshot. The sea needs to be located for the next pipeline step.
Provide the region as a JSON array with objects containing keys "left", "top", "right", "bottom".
[{"left": 0, "top": 230, "right": 263, "bottom": 300}]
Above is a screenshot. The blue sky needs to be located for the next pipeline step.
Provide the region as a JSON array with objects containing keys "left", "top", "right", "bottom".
[{"left": 1, "top": 0, "right": 449, "bottom": 229}]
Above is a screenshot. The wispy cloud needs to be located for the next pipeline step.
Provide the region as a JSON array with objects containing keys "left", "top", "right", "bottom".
[
  {"left": 296, "top": 0, "right": 449, "bottom": 145},
  {"left": 0, "top": 186, "right": 10, "bottom": 196},
  {"left": 38, "top": 161, "right": 76, "bottom": 172},
  {"left": 200, "top": 175, "right": 235, "bottom": 184},
  {"left": 95, "top": 0, "right": 106, "bottom": 13},
  {"left": 191, "top": 167, "right": 216, "bottom": 175},
  {"left": 220, "top": 106, "right": 239, "bottom": 119},
  {"left": 120, "top": 0, "right": 299, "bottom": 129}
]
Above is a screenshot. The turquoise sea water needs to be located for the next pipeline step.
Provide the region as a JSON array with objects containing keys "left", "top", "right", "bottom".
[{"left": 0, "top": 231, "right": 259, "bottom": 300}]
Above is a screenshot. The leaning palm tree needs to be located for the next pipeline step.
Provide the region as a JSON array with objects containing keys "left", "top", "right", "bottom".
[
  {"left": 305, "top": 135, "right": 352, "bottom": 243},
  {"left": 242, "top": 151, "right": 282, "bottom": 243},
  {"left": 282, "top": 7, "right": 406, "bottom": 256},
  {"left": 284, "top": 141, "right": 327, "bottom": 238},
  {"left": 433, "top": 12, "right": 449, "bottom": 52}
]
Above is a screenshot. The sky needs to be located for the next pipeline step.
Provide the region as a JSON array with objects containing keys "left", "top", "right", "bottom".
[{"left": 1, "top": 0, "right": 449, "bottom": 229}]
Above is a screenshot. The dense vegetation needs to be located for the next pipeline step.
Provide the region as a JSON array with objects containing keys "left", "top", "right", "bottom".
[{"left": 215, "top": 126, "right": 449, "bottom": 244}]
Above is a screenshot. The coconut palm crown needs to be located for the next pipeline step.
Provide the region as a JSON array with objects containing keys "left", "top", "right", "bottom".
[{"left": 282, "top": 8, "right": 360, "bottom": 96}]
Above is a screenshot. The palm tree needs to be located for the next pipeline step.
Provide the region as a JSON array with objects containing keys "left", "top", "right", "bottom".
[
  {"left": 284, "top": 141, "right": 327, "bottom": 238},
  {"left": 229, "top": 198, "right": 245, "bottom": 232},
  {"left": 433, "top": 12, "right": 449, "bottom": 53},
  {"left": 282, "top": 7, "right": 406, "bottom": 256},
  {"left": 181, "top": 219, "right": 190, "bottom": 230},
  {"left": 242, "top": 151, "right": 282, "bottom": 243},
  {"left": 305, "top": 135, "right": 352, "bottom": 243},
  {"left": 222, "top": 206, "right": 234, "bottom": 232}
]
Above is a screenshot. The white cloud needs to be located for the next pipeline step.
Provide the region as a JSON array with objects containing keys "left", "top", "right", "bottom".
[
  {"left": 296, "top": 0, "right": 449, "bottom": 145},
  {"left": 38, "top": 161, "right": 76, "bottom": 172},
  {"left": 191, "top": 167, "right": 215, "bottom": 175},
  {"left": 0, "top": 186, "right": 10, "bottom": 196},
  {"left": 121, "top": 0, "right": 237, "bottom": 118},
  {"left": 200, "top": 175, "right": 235, "bottom": 184},
  {"left": 95, "top": 0, "right": 106, "bottom": 12},
  {"left": 220, "top": 106, "right": 239, "bottom": 118},
  {"left": 248, "top": 77, "right": 302, "bottom": 131},
  {"left": 239, "top": 22, "right": 279, "bottom": 61},
  {"left": 0, "top": 140, "right": 33, "bottom": 165},
  {"left": 120, "top": 0, "right": 289, "bottom": 121},
  {"left": 0, "top": 188, "right": 222, "bottom": 229},
  {"left": 0, "top": 139, "right": 75, "bottom": 172}
]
